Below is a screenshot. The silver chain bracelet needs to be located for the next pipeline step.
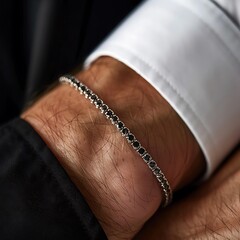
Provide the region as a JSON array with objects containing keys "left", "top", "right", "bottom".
[{"left": 59, "top": 75, "right": 173, "bottom": 207}]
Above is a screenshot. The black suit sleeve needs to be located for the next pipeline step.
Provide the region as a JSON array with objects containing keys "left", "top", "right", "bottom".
[{"left": 0, "top": 118, "right": 107, "bottom": 240}]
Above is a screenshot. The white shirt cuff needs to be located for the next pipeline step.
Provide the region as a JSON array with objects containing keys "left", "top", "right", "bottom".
[{"left": 85, "top": 0, "right": 240, "bottom": 178}]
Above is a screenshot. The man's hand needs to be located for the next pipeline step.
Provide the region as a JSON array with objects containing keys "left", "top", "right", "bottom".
[
  {"left": 136, "top": 146, "right": 240, "bottom": 239},
  {"left": 21, "top": 57, "right": 205, "bottom": 239}
]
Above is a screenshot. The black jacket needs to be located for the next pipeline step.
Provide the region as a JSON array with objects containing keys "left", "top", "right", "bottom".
[{"left": 0, "top": 1, "right": 141, "bottom": 239}]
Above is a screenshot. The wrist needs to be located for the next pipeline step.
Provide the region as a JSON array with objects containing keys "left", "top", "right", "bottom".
[
  {"left": 21, "top": 57, "right": 205, "bottom": 239},
  {"left": 21, "top": 83, "right": 162, "bottom": 239}
]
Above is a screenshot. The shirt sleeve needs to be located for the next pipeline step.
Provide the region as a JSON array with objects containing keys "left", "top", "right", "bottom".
[
  {"left": 213, "top": 0, "right": 240, "bottom": 24},
  {"left": 85, "top": 0, "right": 240, "bottom": 178}
]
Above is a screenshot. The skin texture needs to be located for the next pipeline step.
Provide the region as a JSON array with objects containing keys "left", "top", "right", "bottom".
[
  {"left": 21, "top": 57, "right": 205, "bottom": 239},
  {"left": 136, "top": 146, "right": 240, "bottom": 240}
]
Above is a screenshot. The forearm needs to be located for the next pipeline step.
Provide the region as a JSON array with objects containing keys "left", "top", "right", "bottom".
[{"left": 21, "top": 57, "right": 204, "bottom": 239}]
